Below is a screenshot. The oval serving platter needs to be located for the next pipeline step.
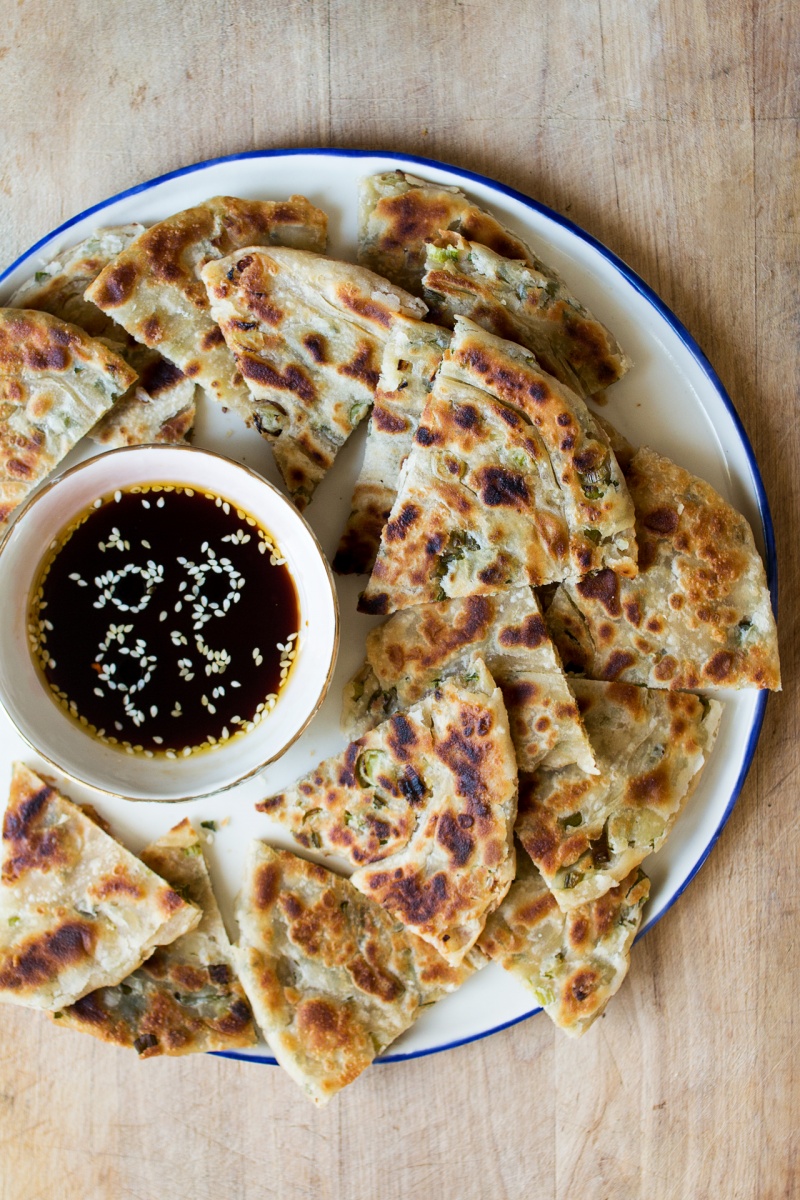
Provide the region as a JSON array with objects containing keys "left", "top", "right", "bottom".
[{"left": 0, "top": 149, "right": 776, "bottom": 1064}]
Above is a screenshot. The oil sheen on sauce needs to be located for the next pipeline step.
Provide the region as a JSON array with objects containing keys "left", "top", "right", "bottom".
[{"left": 28, "top": 484, "right": 300, "bottom": 757}]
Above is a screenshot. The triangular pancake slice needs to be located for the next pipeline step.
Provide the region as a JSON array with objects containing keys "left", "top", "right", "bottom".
[
  {"left": 359, "top": 319, "right": 636, "bottom": 615},
  {"left": 235, "top": 843, "right": 478, "bottom": 1104},
  {"left": 9, "top": 228, "right": 197, "bottom": 448},
  {"left": 515, "top": 680, "right": 722, "bottom": 911},
  {"left": 422, "top": 233, "right": 630, "bottom": 398},
  {"left": 0, "top": 309, "right": 137, "bottom": 524},
  {"left": 10, "top": 225, "right": 145, "bottom": 338},
  {"left": 84, "top": 196, "right": 328, "bottom": 420},
  {"left": 343, "top": 588, "right": 596, "bottom": 775},
  {"left": 54, "top": 819, "right": 256, "bottom": 1056},
  {"left": 333, "top": 317, "right": 450, "bottom": 574},
  {"left": 546, "top": 445, "right": 781, "bottom": 690},
  {"left": 358, "top": 170, "right": 536, "bottom": 296},
  {"left": 202, "top": 249, "right": 427, "bottom": 509},
  {"left": 257, "top": 661, "right": 518, "bottom": 963},
  {"left": 0, "top": 765, "right": 200, "bottom": 1010},
  {"left": 478, "top": 849, "right": 649, "bottom": 1037}
]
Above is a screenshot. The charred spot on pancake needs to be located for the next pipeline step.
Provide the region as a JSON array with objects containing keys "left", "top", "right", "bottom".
[
  {"left": 436, "top": 811, "right": 475, "bottom": 867},
  {"left": 358, "top": 591, "right": 390, "bottom": 615},
  {"left": 637, "top": 538, "right": 659, "bottom": 571},
  {"left": 498, "top": 613, "right": 548, "bottom": 649},
  {"left": 376, "top": 869, "right": 450, "bottom": 925},
  {"left": 0, "top": 921, "right": 97, "bottom": 991},
  {"left": 704, "top": 650, "right": 735, "bottom": 682},
  {"left": 623, "top": 599, "right": 642, "bottom": 626},
  {"left": 279, "top": 893, "right": 303, "bottom": 921},
  {"left": 139, "top": 358, "right": 185, "bottom": 396},
  {"left": 602, "top": 649, "right": 637, "bottom": 679},
  {"left": 557, "top": 412, "right": 573, "bottom": 427},
  {"left": 626, "top": 759, "right": 670, "bottom": 807},
  {"left": 296, "top": 997, "right": 351, "bottom": 1052},
  {"left": 642, "top": 506, "right": 680, "bottom": 536},
  {"left": 339, "top": 344, "right": 380, "bottom": 390},
  {"left": 239, "top": 356, "right": 315, "bottom": 403},
  {"left": 200, "top": 325, "right": 225, "bottom": 350},
  {"left": 566, "top": 967, "right": 598, "bottom": 1008},
  {"left": 385, "top": 502, "right": 420, "bottom": 542},
  {"left": 142, "top": 315, "right": 163, "bottom": 343},
  {"left": 337, "top": 287, "right": 392, "bottom": 329},
  {"left": 94, "top": 261, "right": 138, "bottom": 308},
  {"left": 477, "top": 466, "right": 529, "bottom": 508},
  {"left": 349, "top": 955, "right": 403, "bottom": 1003},
  {"left": 387, "top": 713, "right": 418, "bottom": 760},
  {"left": 92, "top": 870, "right": 144, "bottom": 901},
  {"left": 372, "top": 403, "right": 407, "bottom": 435},
  {"left": 654, "top": 655, "right": 678, "bottom": 681},
  {"left": 379, "top": 191, "right": 452, "bottom": 247},
  {"left": 415, "top": 425, "right": 436, "bottom": 446},
  {"left": 255, "top": 862, "right": 281, "bottom": 910},
  {"left": 454, "top": 403, "right": 479, "bottom": 430},
  {"left": 576, "top": 569, "right": 622, "bottom": 617}
]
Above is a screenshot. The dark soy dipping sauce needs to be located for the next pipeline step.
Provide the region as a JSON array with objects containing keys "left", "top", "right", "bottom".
[{"left": 29, "top": 484, "right": 299, "bottom": 757}]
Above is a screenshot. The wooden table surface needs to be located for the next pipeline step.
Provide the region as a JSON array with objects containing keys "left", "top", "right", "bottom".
[{"left": 0, "top": 2, "right": 797, "bottom": 1197}]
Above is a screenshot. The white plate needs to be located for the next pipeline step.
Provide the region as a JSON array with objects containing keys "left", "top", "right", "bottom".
[{"left": 0, "top": 150, "right": 776, "bottom": 1064}]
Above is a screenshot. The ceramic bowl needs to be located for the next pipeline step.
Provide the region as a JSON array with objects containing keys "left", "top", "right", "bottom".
[{"left": 0, "top": 445, "right": 339, "bottom": 801}]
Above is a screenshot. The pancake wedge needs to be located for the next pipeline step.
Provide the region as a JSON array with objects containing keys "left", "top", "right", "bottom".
[
  {"left": 360, "top": 319, "right": 636, "bottom": 615},
  {"left": 546, "top": 445, "right": 781, "bottom": 690},
  {"left": 422, "top": 233, "right": 630, "bottom": 397},
  {"left": 0, "top": 765, "right": 200, "bottom": 1010},
  {"left": 54, "top": 819, "right": 256, "bottom": 1056},
  {"left": 84, "top": 196, "right": 328, "bottom": 421},
  {"left": 358, "top": 170, "right": 535, "bottom": 295},
  {"left": 515, "top": 680, "right": 722, "bottom": 910},
  {"left": 9, "top": 225, "right": 145, "bottom": 339},
  {"left": 343, "top": 588, "right": 596, "bottom": 775},
  {"left": 478, "top": 850, "right": 649, "bottom": 1036},
  {"left": 235, "top": 843, "right": 477, "bottom": 1104},
  {"left": 10, "top": 228, "right": 198, "bottom": 448},
  {"left": 0, "top": 309, "right": 137, "bottom": 524},
  {"left": 257, "top": 662, "right": 518, "bottom": 963},
  {"left": 334, "top": 317, "right": 449, "bottom": 574},
  {"left": 203, "top": 249, "right": 427, "bottom": 508}
]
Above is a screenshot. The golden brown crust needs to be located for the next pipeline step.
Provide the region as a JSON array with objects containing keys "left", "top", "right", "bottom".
[
  {"left": 422, "top": 233, "right": 630, "bottom": 397},
  {"left": 8, "top": 229, "right": 198, "bottom": 449},
  {"left": 202, "top": 249, "right": 426, "bottom": 509},
  {"left": 514, "top": 680, "right": 722, "bottom": 909},
  {"left": 344, "top": 588, "right": 595, "bottom": 774},
  {"left": 546, "top": 445, "right": 781, "bottom": 690},
  {"left": 478, "top": 851, "right": 649, "bottom": 1036},
  {"left": 359, "top": 320, "right": 636, "bottom": 615},
  {"left": 234, "top": 844, "right": 476, "bottom": 1104},
  {"left": 54, "top": 820, "right": 256, "bottom": 1057},
  {"left": 84, "top": 197, "right": 328, "bottom": 416},
  {"left": 358, "top": 171, "right": 534, "bottom": 295},
  {"left": 257, "top": 664, "right": 518, "bottom": 962},
  {"left": 0, "top": 765, "right": 200, "bottom": 1010},
  {"left": 0, "top": 308, "right": 137, "bottom": 523}
]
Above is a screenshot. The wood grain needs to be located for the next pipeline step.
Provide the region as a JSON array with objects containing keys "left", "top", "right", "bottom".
[{"left": 0, "top": 1, "right": 797, "bottom": 1197}]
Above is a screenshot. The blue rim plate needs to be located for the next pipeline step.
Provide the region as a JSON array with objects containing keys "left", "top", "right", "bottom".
[{"left": 0, "top": 149, "right": 776, "bottom": 1066}]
